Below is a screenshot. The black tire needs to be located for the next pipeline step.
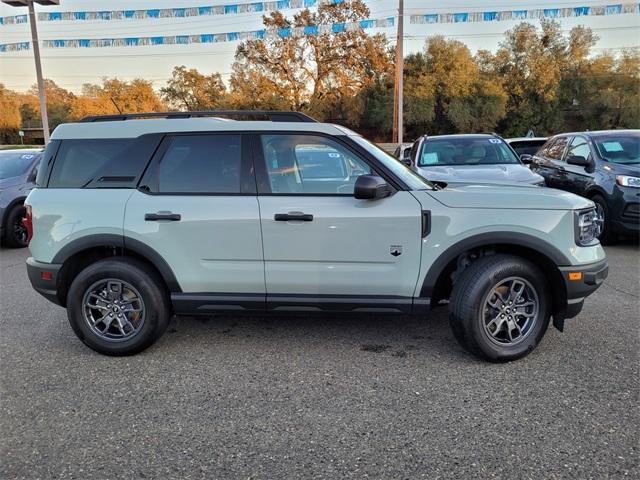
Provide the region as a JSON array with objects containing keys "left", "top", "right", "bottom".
[
  {"left": 592, "top": 195, "right": 616, "bottom": 245},
  {"left": 3, "top": 204, "right": 28, "bottom": 248},
  {"left": 66, "top": 258, "right": 171, "bottom": 356},
  {"left": 449, "top": 254, "right": 551, "bottom": 362}
]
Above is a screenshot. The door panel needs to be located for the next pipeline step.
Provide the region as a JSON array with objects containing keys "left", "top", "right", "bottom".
[
  {"left": 125, "top": 191, "right": 264, "bottom": 294},
  {"left": 563, "top": 136, "right": 594, "bottom": 195},
  {"left": 258, "top": 192, "right": 422, "bottom": 297},
  {"left": 536, "top": 137, "right": 570, "bottom": 189}
]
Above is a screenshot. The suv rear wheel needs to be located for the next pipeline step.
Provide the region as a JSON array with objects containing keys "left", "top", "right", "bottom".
[
  {"left": 449, "top": 254, "right": 551, "bottom": 362},
  {"left": 66, "top": 258, "right": 170, "bottom": 356}
]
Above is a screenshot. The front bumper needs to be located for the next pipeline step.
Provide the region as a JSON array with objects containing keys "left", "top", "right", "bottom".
[
  {"left": 26, "top": 257, "right": 63, "bottom": 306},
  {"left": 557, "top": 259, "right": 608, "bottom": 322},
  {"left": 611, "top": 186, "right": 640, "bottom": 236}
]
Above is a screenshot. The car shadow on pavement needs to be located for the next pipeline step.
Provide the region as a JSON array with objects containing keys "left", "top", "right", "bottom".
[{"left": 155, "top": 304, "right": 482, "bottom": 364}]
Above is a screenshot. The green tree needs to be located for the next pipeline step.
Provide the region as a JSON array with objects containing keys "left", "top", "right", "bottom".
[
  {"left": 403, "top": 36, "right": 506, "bottom": 138},
  {"left": 160, "top": 66, "right": 227, "bottom": 111},
  {"left": 230, "top": 0, "right": 393, "bottom": 123},
  {"left": 486, "top": 20, "right": 599, "bottom": 136}
]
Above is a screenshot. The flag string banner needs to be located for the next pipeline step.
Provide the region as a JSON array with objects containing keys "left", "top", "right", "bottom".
[
  {"left": 0, "top": 0, "right": 344, "bottom": 25},
  {"left": 1, "top": 1, "right": 636, "bottom": 26},
  {"left": 410, "top": 2, "right": 638, "bottom": 25},
  {"left": 0, "top": 16, "right": 394, "bottom": 53}
]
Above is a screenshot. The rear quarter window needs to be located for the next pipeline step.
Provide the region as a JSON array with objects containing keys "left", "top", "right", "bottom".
[{"left": 46, "top": 135, "right": 161, "bottom": 188}]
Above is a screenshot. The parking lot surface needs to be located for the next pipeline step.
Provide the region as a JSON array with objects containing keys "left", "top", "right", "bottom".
[{"left": 1, "top": 244, "right": 638, "bottom": 479}]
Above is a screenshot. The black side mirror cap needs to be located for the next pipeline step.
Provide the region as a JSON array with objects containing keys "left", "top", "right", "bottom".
[
  {"left": 520, "top": 154, "right": 533, "bottom": 165},
  {"left": 354, "top": 175, "right": 392, "bottom": 200},
  {"left": 566, "top": 155, "right": 590, "bottom": 167}
]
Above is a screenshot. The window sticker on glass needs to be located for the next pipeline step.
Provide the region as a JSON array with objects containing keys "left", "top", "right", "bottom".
[
  {"left": 488, "top": 139, "right": 501, "bottom": 144},
  {"left": 421, "top": 152, "right": 439, "bottom": 165},
  {"left": 602, "top": 142, "right": 623, "bottom": 152},
  {"left": 20, "top": 154, "right": 36, "bottom": 159}
]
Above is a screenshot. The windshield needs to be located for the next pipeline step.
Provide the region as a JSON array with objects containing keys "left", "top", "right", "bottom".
[
  {"left": 0, "top": 151, "right": 39, "bottom": 180},
  {"left": 594, "top": 135, "right": 640, "bottom": 164},
  {"left": 350, "top": 136, "right": 432, "bottom": 190},
  {"left": 418, "top": 137, "right": 520, "bottom": 167}
]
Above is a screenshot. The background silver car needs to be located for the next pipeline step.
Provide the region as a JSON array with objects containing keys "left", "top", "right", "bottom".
[{"left": 409, "top": 134, "right": 545, "bottom": 186}]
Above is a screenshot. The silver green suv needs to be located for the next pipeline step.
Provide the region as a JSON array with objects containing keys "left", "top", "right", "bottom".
[{"left": 24, "top": 111, "right": 608, "bottom": 361}]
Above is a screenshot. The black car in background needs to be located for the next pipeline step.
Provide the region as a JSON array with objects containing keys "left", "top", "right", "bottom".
[{"left": 530, "top": 130, "right": 639, "bottom": 243}]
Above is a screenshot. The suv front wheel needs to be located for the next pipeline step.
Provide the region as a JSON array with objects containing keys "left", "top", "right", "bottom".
[
  {"left": 66, "top": 258, "right": 171, "bottom": 356},
  {"left": 449, "top": 254, "right": 551, "bottom": 362}
]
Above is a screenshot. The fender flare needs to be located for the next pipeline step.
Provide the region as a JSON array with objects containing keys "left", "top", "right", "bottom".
[
  {"left": 51, "top": 233, "right": 182, "bottom": 292},
  {"left": 419, "top": 231, "right": 571, "bottom": 298}
]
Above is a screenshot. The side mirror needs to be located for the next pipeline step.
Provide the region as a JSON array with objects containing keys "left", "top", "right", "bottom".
[
  {"left": 520, "top": 154, "right": 533, "bottom": 165},
  {"left": 567, "top": 155, "right": 590, "bottom": 167},
  {"left": 28, "top": 167, "right": 38, "bottom": 183},
  {"left": 354, "top": 175, "right": 392, "bottom": 200},
  {"left": 400, "top": 148, "right": 411, "bottom": 167}
]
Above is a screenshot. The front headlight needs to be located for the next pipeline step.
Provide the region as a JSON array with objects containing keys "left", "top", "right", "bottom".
[
  {"left": 616, "top": 175, "right": 640, "bottom": 188},
  {"left": 575, "top": 208, "right": 601, "bottom": 246}
]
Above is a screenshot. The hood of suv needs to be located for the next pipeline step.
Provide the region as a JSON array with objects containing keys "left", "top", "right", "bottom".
[
  {"left": 414, "top": 163, "right": 543, "bottom": 184},
  {"left": 426, "top": 183, "right": 593, "bottom": 210},
  {"left": 0, "top": 175, "right": 27, "bottom": 190},
  {"left": 601, "top": 162, "right": 640, "bottom": 175}
]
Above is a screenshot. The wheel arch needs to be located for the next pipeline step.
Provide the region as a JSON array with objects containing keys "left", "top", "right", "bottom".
[
  {"left": 421, "top": 232, "right": 569, "bottom": 318},
  {"left": 53, "top": 234, "right": 181, "bottom": 307},
  {"left": 584, "top": 186, "right": 608, "bottom": 200}
]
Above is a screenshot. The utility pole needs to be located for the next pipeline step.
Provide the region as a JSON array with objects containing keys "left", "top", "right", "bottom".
[
  {"left": 392, "top": 0, "right": 404, "bottom": 145},
  {"left": 2, "top": 1, "right": 59, "bottom": 144}
]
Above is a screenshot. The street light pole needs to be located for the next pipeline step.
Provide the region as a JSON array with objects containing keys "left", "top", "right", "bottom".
[
  {"left": 392, "top": 0, "right": 404, "bottom": 145},
  {"left": 2, "top": 1, "right": 59, "bottom": 144},
  {"left": 27, "top": 0, "right": 50, "bottom": 143}
]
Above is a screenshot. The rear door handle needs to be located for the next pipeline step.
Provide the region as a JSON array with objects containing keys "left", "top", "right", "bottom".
[
  {"left": 145, "top": 212, "right": 181, "bottom": 221},
  {"left": 274, "top": 212, "right": 313, "bottom": 222}
]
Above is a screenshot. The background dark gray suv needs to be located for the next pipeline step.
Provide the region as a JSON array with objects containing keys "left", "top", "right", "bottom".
[{"left": 0, "top": 149, "right": 42, "bottom": 248}]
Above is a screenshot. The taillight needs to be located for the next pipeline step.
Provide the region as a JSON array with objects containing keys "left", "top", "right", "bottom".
[{"left": 22, "top": 204, "right": 33, "bottom": 245}]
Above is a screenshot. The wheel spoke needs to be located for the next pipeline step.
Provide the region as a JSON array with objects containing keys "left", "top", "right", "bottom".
[
  {"left": 86, "top": 293, "right": 110, "bottom": 311},
  {"left": 107, "top": 281, "right": 122, "bottom": 301},
  {"left": 487, "top": 294, "right": 503, "bottom": 309},
  {"left": 509, "top": 280, "right": 525, "bottom": 303},
  {"left": 486, "top": 315, "right": 506, "bottom": 337},
  {"left": 507, "top": 321, "right": 522, "bottom": 342}
]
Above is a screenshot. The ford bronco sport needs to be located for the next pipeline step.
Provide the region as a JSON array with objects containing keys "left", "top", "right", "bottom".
[{"left": 25, "top": 111, "right": 608, "bottom": 361}]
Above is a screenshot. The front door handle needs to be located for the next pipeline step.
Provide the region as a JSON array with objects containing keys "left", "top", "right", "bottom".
[
  {"left": 145, "top": 212, "right": 181, "bottom": 221},
  {"left": 274, "top": 212, "right": 313, "bottom": 222}
]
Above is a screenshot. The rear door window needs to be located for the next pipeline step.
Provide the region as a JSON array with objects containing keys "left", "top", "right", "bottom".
[{"left": 155, "top": 135, "right": 242, "bottom": 194}]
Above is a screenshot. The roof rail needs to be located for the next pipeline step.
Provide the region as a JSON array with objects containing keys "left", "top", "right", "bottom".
[{"left": 79, "top": 110, "right": 318, "bottom": 123}]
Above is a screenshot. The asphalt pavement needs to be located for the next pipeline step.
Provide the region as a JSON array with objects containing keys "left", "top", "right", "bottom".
[{"left": 1, "top": 243, "right": 638, "bottom": 479}]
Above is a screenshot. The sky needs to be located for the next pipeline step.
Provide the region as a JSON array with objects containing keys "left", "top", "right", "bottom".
[{"left": 0, "top": 0, "right": 638, "bottom": 93}]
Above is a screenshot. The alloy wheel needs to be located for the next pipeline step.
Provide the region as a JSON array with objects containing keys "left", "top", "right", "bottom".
[
  {"left": 82, "top": 279, "right": 145, "bottom": 342},
  {"left": 480, "top": 276, "right": 539, "bottom": 346}
]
